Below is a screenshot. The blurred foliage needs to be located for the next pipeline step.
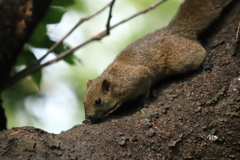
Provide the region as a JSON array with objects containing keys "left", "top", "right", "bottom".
[
  {"left": 20, "top": 0, "right": 79, "bottom": 87},
  {"left": 3, "top": 0, "right": 82, "bottom": 130},
  {"left": 51, "top": 0, "right": 74, "bottom": 7},
  {"left": 2, "top": 0, "right": 182, "bottom": 133}
]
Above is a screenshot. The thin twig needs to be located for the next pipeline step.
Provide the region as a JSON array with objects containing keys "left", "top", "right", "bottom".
[
  {"left": 106, "top": 0, "right": 116, "bottom": 35},
  {"left": 1, "top": 0, "right": 167, "bottom": 91},
  {"left": 111, "top": 0, "right": 167, "bottom": 29},
  {"left": 12, "top": 0, "right": 115, "bottom": 82},
  {"left": 38, "top": 0, "right": 115, "bottom": 63}
]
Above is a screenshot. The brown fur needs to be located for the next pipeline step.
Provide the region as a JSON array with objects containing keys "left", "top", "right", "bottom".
[{"left": 83, "top": 0, "right": 230, "bottom": 123}]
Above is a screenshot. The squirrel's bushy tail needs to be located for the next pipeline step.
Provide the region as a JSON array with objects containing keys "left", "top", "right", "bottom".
[{"left": 168, "top": 0, "right": 230, "bottom": 38}]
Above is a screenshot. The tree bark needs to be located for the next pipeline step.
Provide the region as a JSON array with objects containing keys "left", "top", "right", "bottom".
[
  {"left": 0, "top": 0, "right": 52, "bottom": 130},
  {"left": 0, "top": 1, "right": 240, "bottom": 159}
]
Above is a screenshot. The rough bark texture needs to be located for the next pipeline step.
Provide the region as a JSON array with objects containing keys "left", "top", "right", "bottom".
[
  {"left": 0, "top": 1, "right": 240, "bottom": 160},
  {"left": 0, "top": 0, "right": 52, "bottom": 130}
]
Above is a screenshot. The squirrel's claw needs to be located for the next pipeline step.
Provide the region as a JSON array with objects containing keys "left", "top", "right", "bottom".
[
  {"left": 201, "top": 56, "right": 213, "bottom": 70},
  {"left": 82, "top": 119, "right": 92, "bottom": 124}
]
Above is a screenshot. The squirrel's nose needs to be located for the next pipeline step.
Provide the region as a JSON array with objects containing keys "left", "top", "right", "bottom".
[
  {"left": 82, "top": 119, "right": 92, "bottom": 124},
  {"left": 82, "top": 115, "right": 93, "bottom": 124}
]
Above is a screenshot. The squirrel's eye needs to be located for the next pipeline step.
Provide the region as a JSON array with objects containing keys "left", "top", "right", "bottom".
[{"left": 95, "top": 98, "right": 101, "bottom": 105}]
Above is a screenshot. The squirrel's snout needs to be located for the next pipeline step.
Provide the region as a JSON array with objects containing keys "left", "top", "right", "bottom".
[
  {"left": 82, "top": 114, "right": 95, "bottom": 124},
  {"left": 82, "top": 118, "right": 92, "bottom": 124}
]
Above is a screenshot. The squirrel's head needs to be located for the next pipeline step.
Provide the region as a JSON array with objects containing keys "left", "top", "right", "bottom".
[{"left": 82, "top": 79, "right": 122, "bottom": 124}]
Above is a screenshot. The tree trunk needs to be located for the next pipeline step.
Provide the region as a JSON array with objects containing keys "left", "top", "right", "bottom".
[
  {"left": 0, "top": 0, "right": 52, "bottom": 130},
  {"left": 0, "top": 1, "right": 240, "bottom": 159}
]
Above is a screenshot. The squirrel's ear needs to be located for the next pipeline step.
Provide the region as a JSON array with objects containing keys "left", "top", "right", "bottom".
[
  {"left": 86, "top": 79, "right": 92, "bottom": 88},
  {"left": 101, "top": 79, "right": 110, "bottom": 92}
]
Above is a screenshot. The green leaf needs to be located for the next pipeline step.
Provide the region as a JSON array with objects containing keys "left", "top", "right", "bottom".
[
  {"left": 51, "top": 0, "right": 74, "bottom": 7},
  {"left": 63, "top": 54, "right": 76, "bottom": 65},
  {"left": 28, "top": 38, "right": 76, "bottom": 65},
  {"left": 16, "top": 49, "right": 36, "bottom": 66},
  {"left": 16, "top": 48, "right": 43, "bottom": 90},
  {"left": 70, "top": 0, "right": 85, "bottom": 10},
  {"left": 54, "top": 43, "right": 76, "bottom": 65},
  {"left": 31, "top": 70, "right": 42, "bottom": 90},
  {"left": 28, "top": 22, "right": 48, "bottom": 48},
  {"left": 43, "top": 7, "right": 66, "bottom": 24}
]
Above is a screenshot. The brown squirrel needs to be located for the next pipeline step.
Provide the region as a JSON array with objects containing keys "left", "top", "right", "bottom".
[{"left": 83, "top": 0, "right": 231, "bottom": 124}]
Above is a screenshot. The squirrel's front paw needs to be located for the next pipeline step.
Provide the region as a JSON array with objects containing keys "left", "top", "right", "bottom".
[{"left": 201, "top": 56, "right": 213, "bottom": 70}]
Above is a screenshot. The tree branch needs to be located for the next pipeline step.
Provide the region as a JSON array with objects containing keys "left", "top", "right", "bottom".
[
  {"left": 0, "top": 0, "right": 167, "bottom": 91},
  {"left": 106, "top": 0, "right": 116, "bottom": 35},
  {"left": 38, "top": 0, "right": 116, "bottom": 64},
  {"left": 0, "top": 1, "right": 239, "bottom": 159},
  {"left": 0, "top": 0, "right": 115, "bottom": 91}
]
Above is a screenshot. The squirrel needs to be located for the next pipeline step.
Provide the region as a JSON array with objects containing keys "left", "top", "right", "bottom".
[{"left": 82, "top": 0, "right": 231, "bottom": 124}]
